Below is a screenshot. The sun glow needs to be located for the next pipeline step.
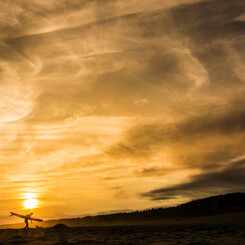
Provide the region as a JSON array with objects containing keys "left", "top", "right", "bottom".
[{"left": 24, "top": 198, "right": 38, "bottom": 209}]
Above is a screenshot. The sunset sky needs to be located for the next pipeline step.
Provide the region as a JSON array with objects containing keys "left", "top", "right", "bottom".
[{"left": 0, "top": 0, "right": 245, "bottom": 224}]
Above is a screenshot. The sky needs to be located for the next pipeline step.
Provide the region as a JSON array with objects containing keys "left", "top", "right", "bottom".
[{"left": 0, "top": 0, "right": 245, "bottom": 224}]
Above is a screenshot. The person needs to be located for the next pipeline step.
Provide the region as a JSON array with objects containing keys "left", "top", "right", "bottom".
[
  {"left": 10, "top": 212, "right": 42, "bottom": 229},
  {"left": 24, "top": 213, "right": 33, "bottom": 229}
]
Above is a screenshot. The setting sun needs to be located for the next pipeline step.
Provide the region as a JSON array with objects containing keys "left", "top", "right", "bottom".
[{"left": 24, "top": 199, "right": 38, "bottom": 209}]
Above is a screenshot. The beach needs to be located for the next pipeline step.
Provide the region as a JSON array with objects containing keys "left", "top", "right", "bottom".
[{"left": 1, "top": 224, "right": 245, "bottom": 245}]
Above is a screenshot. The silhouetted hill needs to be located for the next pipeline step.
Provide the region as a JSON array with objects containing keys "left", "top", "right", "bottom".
[
  {"left": 71, "top": 192, "right": 245, "bottom": 225},
  {"left": 2, "top": 193, "right": 245, "bottom": 228},
  {"left": 44, "top": 193, "right": 245, "bottom": 227}
]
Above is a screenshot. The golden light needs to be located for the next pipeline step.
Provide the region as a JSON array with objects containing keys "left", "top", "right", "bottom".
[
  {"left": 24, "top": 198, "right": 38, "bottom": 209},
  {"left": 24, "top": 193, "right": 36, "bottom": 199}
]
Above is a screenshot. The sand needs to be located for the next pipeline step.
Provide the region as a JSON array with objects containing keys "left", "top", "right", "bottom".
[{"left": 0, "top": 224, "right": 245, "bottom": 244}]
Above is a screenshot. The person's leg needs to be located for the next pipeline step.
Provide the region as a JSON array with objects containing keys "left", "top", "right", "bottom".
[{"left": 25, "top": 219, "right": 28, "bottom": 229}]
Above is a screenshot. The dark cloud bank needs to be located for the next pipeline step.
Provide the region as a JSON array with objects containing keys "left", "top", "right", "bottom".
[{"left": 142, "top": 158, "right": 245, "bottom": 200}]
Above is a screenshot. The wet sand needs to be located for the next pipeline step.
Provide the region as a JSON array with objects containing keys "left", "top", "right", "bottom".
[{"left": 0, "top": 224, "right": 245, "bottom": 244}]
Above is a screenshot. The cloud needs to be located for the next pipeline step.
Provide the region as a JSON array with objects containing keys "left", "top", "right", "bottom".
[
  {"left": 2, "top": 1, "right": 210, "bottom": 123},
  {"left": 168, "top": 0, "right": 245, "bottom": 87},
  {"left": 0, "top": 62, "right": 37, "bottom": 123},
  {"left": 142, "top": 158, "right": 245, "bottom": 200},
  {"left": 107, "top": 105, "right": 245, "bottom": 160}
]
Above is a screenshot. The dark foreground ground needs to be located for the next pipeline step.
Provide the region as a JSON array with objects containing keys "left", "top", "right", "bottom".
[{"left": 1, "top": 224, "right": 245, "bottom": 245}]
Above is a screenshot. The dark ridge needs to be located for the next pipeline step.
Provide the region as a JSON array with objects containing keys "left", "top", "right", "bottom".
[
  {"left": 77, "top": 192, "right": 245, "bottom": 223},
  {"left": 43, "top": 192, "right": 245, "bottom": 227}
]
